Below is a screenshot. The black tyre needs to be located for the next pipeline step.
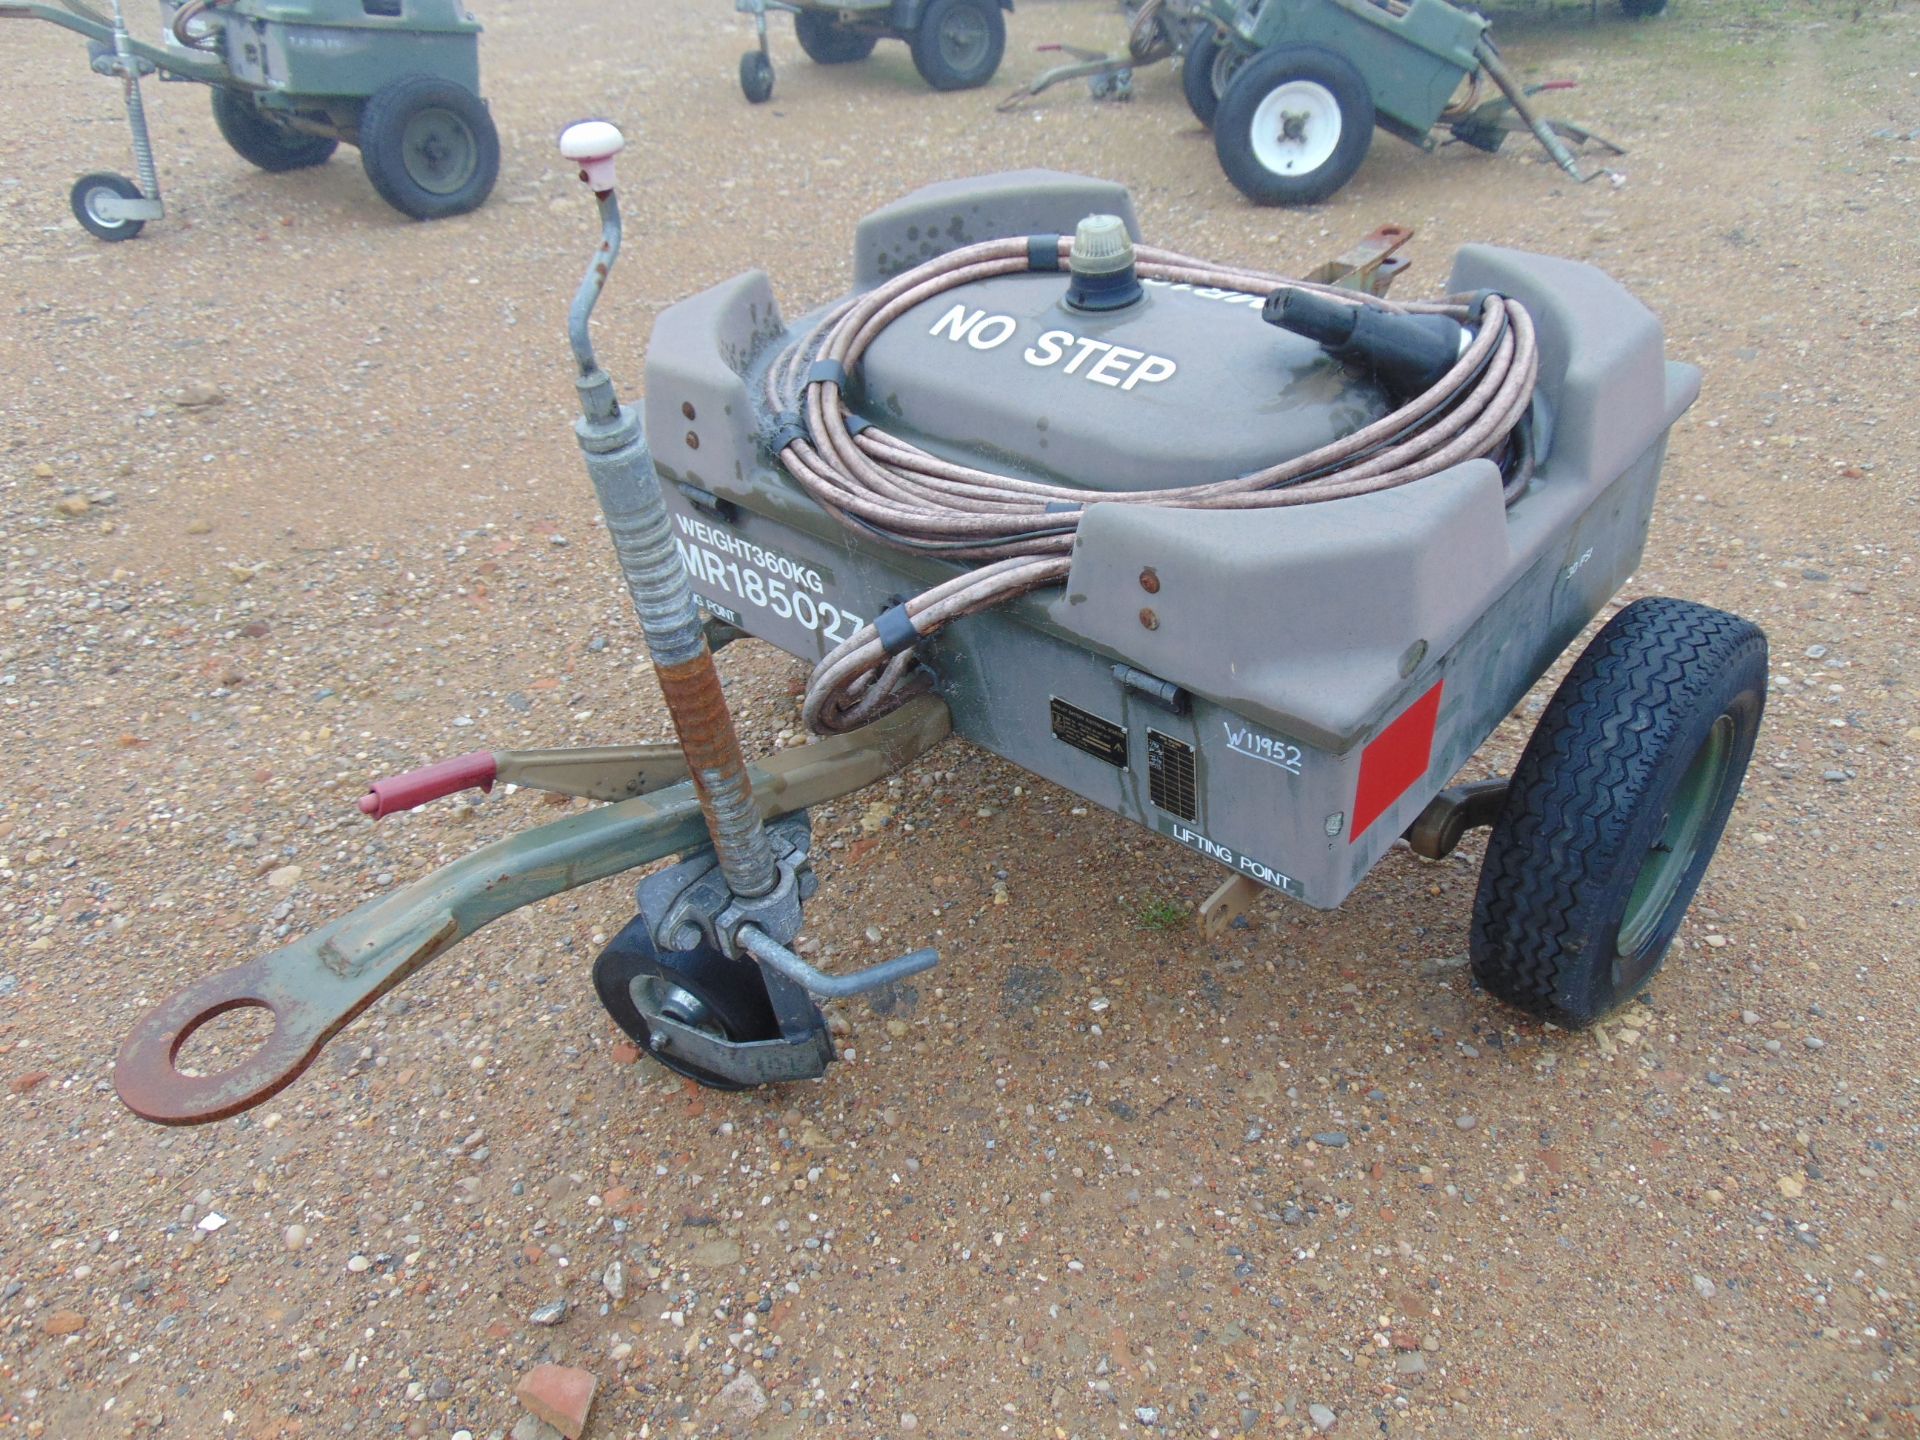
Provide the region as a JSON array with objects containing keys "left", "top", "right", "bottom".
[
  {"left": 593, "top": 917, "right": 793, "bottom": 1091},
  {"left": 356, "top": 74, "right": 499, "bottom": 220},
  {"left": 1621, "top": 0, "right": 1668, "bottom": 14},
  {"left": 740, "top": 50, "right": 775, "bottom": 103},
  {"left": 910, "top": 0, "right": 1005, "bottom": 91},
  {"left": 69, "top": 172, "right": 144, "bottom": 241},
  {"left": 1181, "top": 27, "right": 1242, "bottom": 129},
  {"left": 211, "top": 88, "right": 338, "bottom": 172},
  {"left": 1213, "top": 44, "right": 1374, "bottom": 206},
  {"left": 795, "top": 10, "right": 877, "bottom": 63},
  {"left": 1470, "top": 597, "right": 1767, "bottom": 1029}
]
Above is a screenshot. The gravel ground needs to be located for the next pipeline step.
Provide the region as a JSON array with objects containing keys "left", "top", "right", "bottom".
[{"left": 2, "top": 0, "right": 1917, "bottom": 1436}]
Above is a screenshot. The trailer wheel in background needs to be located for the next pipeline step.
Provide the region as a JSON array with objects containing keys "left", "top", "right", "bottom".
[
  {"left": 1470, "top": 597, "right": 1767, "bottom": 1029},
  {"left": 212, "top": 88, "right": 338, "bottom": 172},
  {"left": 796, "top": 11, "right": 877, "bottom": 63},
  {"left": 357, "top": 74, "right": 499, "bottom": 220},
  {"left": 1213, "top": 45, "right": 1374, "bottom": 205},
  {"left": 910, "top": 0, "right": 1006, "bottom": 91},
  {"left": 740, "top": 49, "right": 776, "bottom": 102},
  {"left": 1180, "top": 27, "right": 1242, "bottom": 129}
]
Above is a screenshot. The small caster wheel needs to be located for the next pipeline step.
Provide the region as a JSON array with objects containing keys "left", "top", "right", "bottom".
[
  {"left": 1470, "top": 597, "right": 1767, "bottom": 1028},
  {"left": 740, "top": 50, "right": 775, "bottom": 104},
  {"left": 594, "top": 917, "right": 812, "bottom": 1090},
  {"left": 70, "top": 172, "right": 145, "bottom": 242}
]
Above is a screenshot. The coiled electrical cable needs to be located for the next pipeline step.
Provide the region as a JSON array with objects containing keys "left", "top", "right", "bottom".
[{"left": 765, "top": 234, "right": 1538, "bottom": 734}]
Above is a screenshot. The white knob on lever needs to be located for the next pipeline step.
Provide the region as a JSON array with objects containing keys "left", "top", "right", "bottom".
[{"left": 559, "top": 120, "right": 626, "bottom": 192}]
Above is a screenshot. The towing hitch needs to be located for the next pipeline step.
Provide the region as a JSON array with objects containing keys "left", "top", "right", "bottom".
[
  {"left": 113, "top": 120, "right": 948, "bottom": 1123},
  {"left": 114, "top": 698, "right": 951, "bottom": 1123}
]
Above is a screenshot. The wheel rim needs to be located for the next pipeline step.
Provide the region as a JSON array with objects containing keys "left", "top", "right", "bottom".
[
  {"left": 82, "top": 184, "right": 124, "bottom": 228},
  {"left": 622, "top": 972, "right": 750, "bottom": 1088},
  {"left": 400, "top": 107, "right": 478, "bottom": 196},
  {"left": 645, "top": 979, "right": 727, "bottom": 1041},
  {"left": 937, "top": 5, "right": 991, "bottom": 72},
  {"left": 1249, "top": 79, "right": 1342, "bottom": 177},
  {"left": 1615, "top": 713, "right": 1735, "bottom": 968}
]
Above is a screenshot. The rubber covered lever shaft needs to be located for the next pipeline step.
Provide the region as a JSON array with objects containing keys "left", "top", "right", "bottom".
[{"left": 358, "top": 751, "right": 497, "bottom": 819}]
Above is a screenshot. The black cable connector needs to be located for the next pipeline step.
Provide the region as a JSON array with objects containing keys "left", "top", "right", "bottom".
[
  {"left": 873, "top": 603, "right": 919, "bottom": 656},
  {"left": 1263, "top": 290, "right": 1470, "bottom": 400}
]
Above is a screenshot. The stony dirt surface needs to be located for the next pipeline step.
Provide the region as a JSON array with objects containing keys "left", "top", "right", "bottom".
[{"left": 2, "top": 0, "right": 1917, "bottom": 1436}]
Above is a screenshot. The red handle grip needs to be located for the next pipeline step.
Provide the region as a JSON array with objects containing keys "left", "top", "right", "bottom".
[{"left": 358, "top": 751, "right": 498, "bottom": 819}]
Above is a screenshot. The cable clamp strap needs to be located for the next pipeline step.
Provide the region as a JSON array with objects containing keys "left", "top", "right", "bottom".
[
  {"left": 1028, "top": 234, "right": 1063, "bottom": 272},
  {"left": 805, "top": 359, "right": 849, "bottom": 390},
  {"left": 844, "top": 413, "right": 872, "bottom": 437},
  {"left": 769, "top": 409, "right": 810, "bottom": 453},
  {"left": 873, "top": 603, "right": 919, "bottom": 657}
]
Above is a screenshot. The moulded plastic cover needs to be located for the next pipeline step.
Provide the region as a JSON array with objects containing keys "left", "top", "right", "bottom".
[{"left": 855, "top": 271, "right": 1391, "bottom": 491}]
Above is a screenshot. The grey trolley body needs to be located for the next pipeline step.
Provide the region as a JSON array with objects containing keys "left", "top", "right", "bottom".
[
  {"left": 647, "top": 172, "right": 1698, "bottom": 909},
  {"left": 626, "top": 168, "right": 1768, "bottom": 1060}
]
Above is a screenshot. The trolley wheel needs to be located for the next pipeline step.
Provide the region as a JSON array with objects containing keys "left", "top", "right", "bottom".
[
  {"left": 1470, "top": 597, "right": 1767, "bottom": 1030},
  {"left": 1213, "top": 44, "right": 1374, "bottom": 206},
  {"left": 796, "top": 10, "right": 877, "bottom": 63},
  {"left": 593, "top": 917, "right": 803, "bottom": 1091},
  {"left": 910, "top": 0, "right": 1005, "bottom": 91},
  {"left": 1620, "top": 0, "right": 1668, "bottom": 14},
  {"left": 211, "top": 88, "right": 338, "bottom": 172},
  {"left": 740, "top": 50, "right": 776, "bottom": 103},
  {"left": 1180, "top": 26, "right": 1241, "bottom": 129},
  {"left": 69, "top": 172, "right": 145, "bottom": 242},
  {"left": 356, "top": 74, "right": 499, "bottom": 221}
]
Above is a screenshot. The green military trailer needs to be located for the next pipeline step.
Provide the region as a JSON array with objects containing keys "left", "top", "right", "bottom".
[
  {"left": 1182, "top": 0, "right": 1624, "bottom": 205},
  {"left": 733, "top": 0, "right": 1013, "bottom": 102},
  {"left": 2, "top": 0, "right": 499, "bottom": 238}
]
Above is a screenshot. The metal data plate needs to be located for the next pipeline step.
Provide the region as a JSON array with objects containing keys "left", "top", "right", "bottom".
[
  {"left": 1051, "top": 698, "right": 1128, "bottom": 767},
  {"left": 1146, "top": 729, "right": 1197, "bottom": 821}
]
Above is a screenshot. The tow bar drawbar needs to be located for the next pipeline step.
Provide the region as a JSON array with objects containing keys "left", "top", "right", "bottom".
[{"left": 112, "top": 121, "right": 945, "bottom": 1124}]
